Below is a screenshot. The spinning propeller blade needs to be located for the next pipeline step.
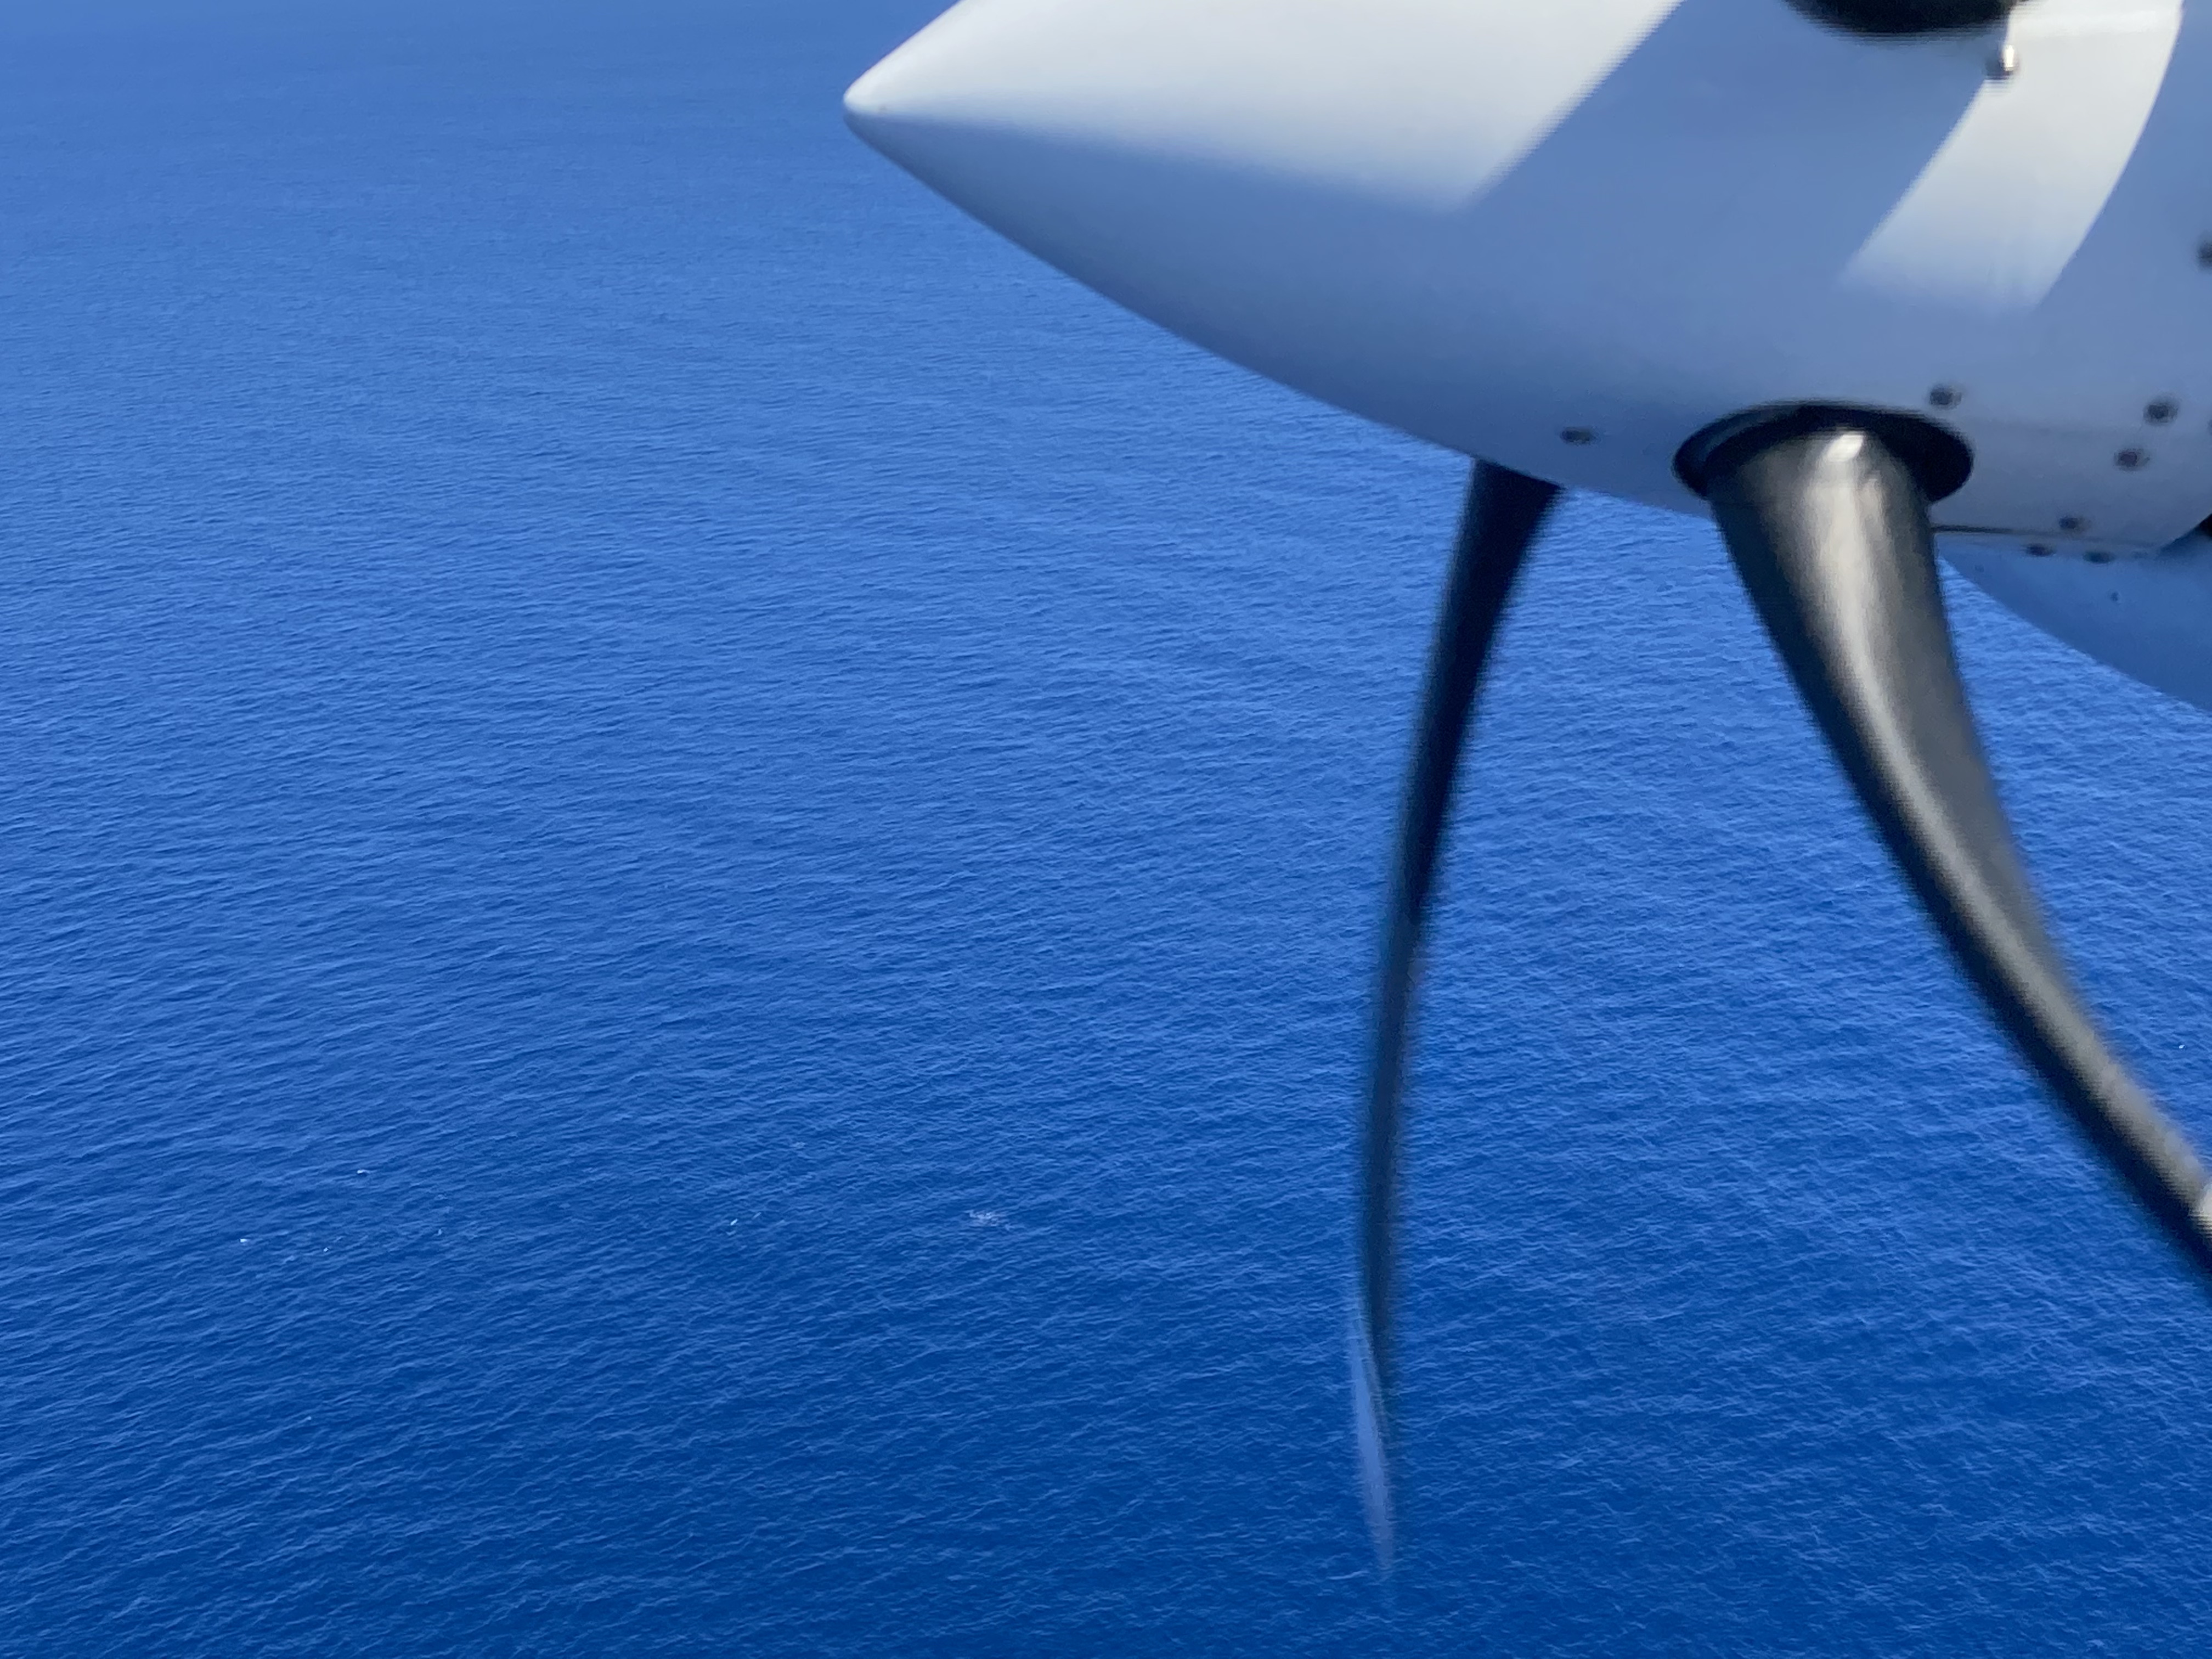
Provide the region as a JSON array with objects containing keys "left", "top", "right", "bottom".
[
  {"left": 1358, "top": 419, "right": 2212, "bottom": 1568},
  {"left": 1354, "top": 461, "right": 1556, "bottom": 1568},
  {"left": 1706, "top": 420, "right": 2212, "bottom": 1278}
]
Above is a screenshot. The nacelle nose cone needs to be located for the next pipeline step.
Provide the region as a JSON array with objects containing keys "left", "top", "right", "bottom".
[
  {"left": 845, "top": 0, "right": 2212, "bottom": 554},
  {"left": 840, "top": 0, "right": 1691, "bottom": 481},
  {"left": 841, "top": 1, "right": 1057, "bottom": 182},
  {"left": 838, "top": 27, "right": 929, "bottom": 153}
]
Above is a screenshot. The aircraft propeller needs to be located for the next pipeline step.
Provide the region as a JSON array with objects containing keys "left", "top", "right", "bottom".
[
  {"left": 1352, "top": 411, "right": 2212, "bottom": 1565},
  {"left": 844, "top": 0, "right": 2212, "bottom": 1577}
]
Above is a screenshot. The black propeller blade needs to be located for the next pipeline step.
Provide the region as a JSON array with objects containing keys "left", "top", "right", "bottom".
[
  {"left": 1705, "top": 419, "right": 2212, "bottom": 1279},
  {"left": 1354, "top": 416, "right": 2212, "bottom": 1572},
  {"left": 1353, "top": 460, "right": 1557, "bottom": 1568}
]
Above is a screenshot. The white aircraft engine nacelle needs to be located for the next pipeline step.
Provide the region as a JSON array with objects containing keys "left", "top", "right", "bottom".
[
  {"left": 848, "top": 0, "right": 2212, "bottom": 1545},
  {"left": 848, "top": 0, "right": 2212, "bottom": 702}
]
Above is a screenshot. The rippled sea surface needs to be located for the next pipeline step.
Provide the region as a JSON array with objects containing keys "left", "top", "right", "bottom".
[{"left": 9, "top": 4, "right": 2212, "bottom": 1654}]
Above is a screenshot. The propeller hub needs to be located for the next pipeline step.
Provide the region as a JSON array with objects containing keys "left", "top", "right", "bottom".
[{"left": 1677, "top": 405, "right": 1973, "bottom": 503}]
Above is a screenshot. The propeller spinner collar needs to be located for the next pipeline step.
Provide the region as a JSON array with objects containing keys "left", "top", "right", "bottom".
[{"left": 1676, "top": 405, "right": 1974, "bottom": 505}]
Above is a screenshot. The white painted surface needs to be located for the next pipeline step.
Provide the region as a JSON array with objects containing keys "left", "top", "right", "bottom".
[
  {"left": 1844, "top": 0, "right": 2183, "bottom": 315},
  {"left": 845, "top": 0, "right": 1681, "bottom": 212},
  {"left": 850, "top": 0, "right": 2212, "bottom": 705},
  {"left": 850, "top": 0, "right": 2212, "bottom": 550},
  {"left": 1946, "top": 533, "right": 2212, "bottom": 712}
]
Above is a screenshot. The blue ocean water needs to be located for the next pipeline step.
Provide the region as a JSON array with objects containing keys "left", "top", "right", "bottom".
[{"left": 7, "top": 3, "right": 2212, "bottom": 1653}]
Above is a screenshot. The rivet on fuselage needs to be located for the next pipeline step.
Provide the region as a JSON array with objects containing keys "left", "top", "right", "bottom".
[
  {"left": 2025, "top": 544, "right": 2052, "bottom": 557},
  {"left": 1560, "top": 427, "right": 1595, "bottom": 445},
  {"left": 2199, "top": 240, "right": 2212, "bottom": 269},
  {"left": 2087, "top": 550, "right": 2115, "bottom": 563},
  {"left": 1928, "top": 385, "right": 1962, "bottom": 409},
  {"left": 2059, "top": 515, "right": 2088, "bottom": 533},
  {"left": 2117, "top": 448, "right": 2149, "bottom": 470},
  {"left": 2147, "top": 399, "right": 2179, "bottom": 425}
]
